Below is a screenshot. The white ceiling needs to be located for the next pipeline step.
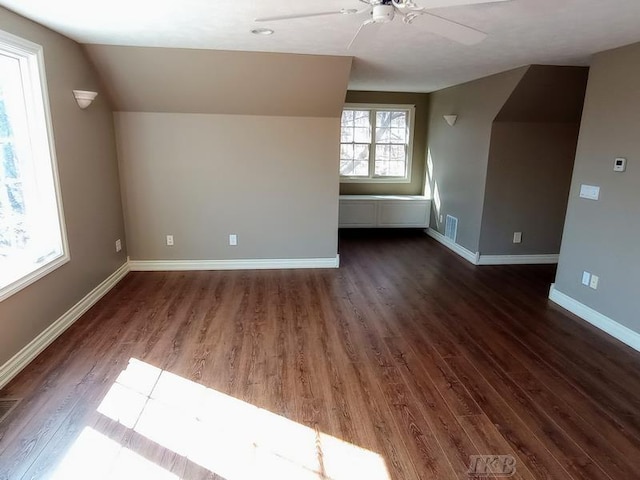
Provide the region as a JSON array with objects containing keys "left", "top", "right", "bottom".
[{"left": 2, "top": 0, "right": 640, "bottom": 92}]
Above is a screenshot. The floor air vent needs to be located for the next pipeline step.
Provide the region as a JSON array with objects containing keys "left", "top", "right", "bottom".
[
  {"left": 0, "top": 398, "right": 21, "bottom": 423},
  {"left": 445, "top": 215, "right": 458, "bottom": 242}
]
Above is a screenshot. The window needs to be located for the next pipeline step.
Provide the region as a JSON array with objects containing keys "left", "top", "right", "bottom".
[
  {"left": 340, "top": 104, "right": 414, "bottom": 183},
  {"left": 0, "top": 30, "right": 68, "bottom": 301}
]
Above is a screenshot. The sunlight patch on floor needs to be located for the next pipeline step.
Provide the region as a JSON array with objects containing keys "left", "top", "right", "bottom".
[
  {"left": 51, "top": 426, "right": 178, "bottom": 480},
  {"left": 53, "top": 358, "right": 390, "bottom": 480}
]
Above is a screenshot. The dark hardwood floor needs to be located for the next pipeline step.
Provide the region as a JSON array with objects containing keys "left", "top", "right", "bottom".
[{"left": 1, "top": 230, "right": 639, "bottom": 479}]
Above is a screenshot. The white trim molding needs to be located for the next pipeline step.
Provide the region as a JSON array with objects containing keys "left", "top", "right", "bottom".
[
  {"left": 477, "top": 254, "right": 559, "bottom": 265},
  {"left": 426, "top": 228, "right": 479, "bottom": 265},
  {"left": 129, "top": 256, "right": 340, "bottom": 272},
  {"left": 0, "top": 29, "right": 70, "bottom": 303},
  {"left": 0, "top": 262, "right": 130, "bottom": 389},
  {"left": 549, "top": 284, "right": 640, "bottom": 353},
  {"left": 425, "top": 230, "right": 560, "bottom": 267}
]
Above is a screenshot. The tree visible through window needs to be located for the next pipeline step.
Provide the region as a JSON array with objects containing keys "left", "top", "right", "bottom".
[
  {"left": 1, "top": 81, "right": 29, "bottom": 253},
  {"left": 0, "top": 30, "right": 67, "bottom": 301},
  {"left": 340, "top": 105, "right": 414, "bottom": 182}
]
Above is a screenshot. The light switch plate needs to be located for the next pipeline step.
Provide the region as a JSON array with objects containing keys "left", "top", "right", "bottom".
[
  {"left": 229, "top": 234, "right": 238, "bottom": 246},
  {"left": 581, "top": 271, "right": 591, "bottom": 286},
  {"left": 579, "top": 184, "right": 600, "bottom": 200},
  {"left": 513, "top": 232, "right": 522, "bottom": 244}
]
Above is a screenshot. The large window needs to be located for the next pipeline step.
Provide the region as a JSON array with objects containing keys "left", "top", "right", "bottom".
[
  {"left": 340, "top": 104, "right": 414, "bottom": 183},
  {"left": 0, "top": 30, "right": 68, "bottom": 301}
]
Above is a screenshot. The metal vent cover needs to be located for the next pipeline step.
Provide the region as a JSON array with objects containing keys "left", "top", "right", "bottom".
[{"left": 445, "top": 215, "right": 458, "bottom": 242}]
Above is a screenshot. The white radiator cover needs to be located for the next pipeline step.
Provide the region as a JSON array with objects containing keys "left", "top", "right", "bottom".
[{"left": 339, "top": 195, "right": 431, "bottom": 228}]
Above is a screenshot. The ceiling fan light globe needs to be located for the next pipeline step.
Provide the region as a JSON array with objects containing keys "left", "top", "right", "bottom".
[{"left": 372, "top": 4, "right": 395, "bottom": 23}]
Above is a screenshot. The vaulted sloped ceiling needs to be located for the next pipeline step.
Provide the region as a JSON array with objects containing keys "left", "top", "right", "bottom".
[
  {"left": 84, "top": 45, "right": 353, "bottom": 117},
  {"left": 495, "top": 65, "right": 589, "bottom": 123}
]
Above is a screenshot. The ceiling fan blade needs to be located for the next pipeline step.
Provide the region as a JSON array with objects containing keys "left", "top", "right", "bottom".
[
  {"left": 422, "top": 0, "right": 511, "bottom": 7},
  {"left": 419, "top": 12, "right": 487, "bottom": 45},
  {"left": 347, "top": 20, "right": 374, "bottom": 50},
  {"left": 255, "top": 10, "right": 349, "bottom": 23}
]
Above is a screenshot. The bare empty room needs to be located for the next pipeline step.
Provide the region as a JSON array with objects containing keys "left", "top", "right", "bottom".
[{"left": 0, "top": 1, "right": 639, "bottom": 479}]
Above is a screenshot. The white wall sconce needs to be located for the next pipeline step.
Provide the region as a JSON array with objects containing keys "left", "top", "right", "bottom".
[
  {"left": 73, "top": 90, "right": 98, "bottom": 109},
  {"left": 443, "top": 115, "right": 458, "bottom": 126}
]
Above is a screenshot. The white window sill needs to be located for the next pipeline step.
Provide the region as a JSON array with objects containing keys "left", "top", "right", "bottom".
[
  {"left": 0, "top": 253, "right": 70, "bottom": 302},
  {"left": 340, "top": 177, "right": 412, "bottom": 184}
]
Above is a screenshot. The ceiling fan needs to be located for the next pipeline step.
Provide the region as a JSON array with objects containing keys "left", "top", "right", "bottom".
[{"left": 255, "top": 0, "right": 511, "bottom": 49}]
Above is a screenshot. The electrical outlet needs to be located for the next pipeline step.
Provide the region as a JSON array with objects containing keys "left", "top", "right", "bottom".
[
  {"left": 581, "top": 271, "right": 591, "bottom": 286},
  {"left": 513, "top": 232, "right": 522, "bottom": 244},
  {"left": 229, "top": 234, "right": 238, "bottom": 246},
  {"left": 589, "top": 274, "right": 599, "bottom": 290},
  {"left": 439, "top": 214, "right": 444, "bottom": 223},
  {"left": 115, "top": 239, "right": 122, "bottom": 253},
  {"left": 166, "top": 235, "right": 174, "bottom": 246}
]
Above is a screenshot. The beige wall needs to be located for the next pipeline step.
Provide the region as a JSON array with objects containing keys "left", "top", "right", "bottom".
[
  {"left": 479, "top": 122, "right": 579, "bottom": 255},
  {"left": 426, "top": 68, "right": 527, "bottom": 252},
  {"left": 339, "top": 90, "right": 429, "bottom": 196},
  {"left": 555, "top": 42, "right": 640, "bottom": 333},
  {"left": 116, "top": 112, "right": 340, "bottom": 261},
  {"left": 0, "top": 8, "right": 126, "bottom": 365},
  {"left": 479, "top": 66, "right": 587, "bottom": 257},
  {"left": 110, "top": 46, "right": 351, "bottom": 263}
]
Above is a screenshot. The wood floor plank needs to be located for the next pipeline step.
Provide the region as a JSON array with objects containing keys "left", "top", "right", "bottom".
[
  {"left": 445, "top": 354, "right": 577, "bottom": 480},
  {"left": 457, "top": 414, "right": 538, "bottom": 480},
  {"left": 362, "top": 234, "right": 637, "bottom": 480},
  {"left": 2, "top": 230, "right": 639, "bottom": 480},
  {"left": 317, "top": 277, "right": 426, "bottom": 479},
  {"left": 369, "top": 233, "right": 640, "bottom": 452},
  {"left": 339, "top": 265, "right": 476, "bottom": 479},
  {"left": 435, "top": 260, "right": 640, "bottom": 427}
]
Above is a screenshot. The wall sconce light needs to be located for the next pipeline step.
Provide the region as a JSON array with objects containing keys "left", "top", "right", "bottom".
[
  {"left": 73, "top": 90, "right": 98, "bottom": 109},
  {"left": 443, "top": 115, "right": 458, "bottom": 126}
]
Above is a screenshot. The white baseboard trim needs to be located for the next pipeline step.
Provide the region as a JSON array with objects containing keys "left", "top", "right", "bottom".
[
  {"left": 549, "top": 284, "right": 640, "bottom": 353},
  {"left": 129, "top": 256, "right": 340, "bottom": 271},
  {"left": 425, "top": 229, "right": 558, "bottom": 266},
  {"left": 425, "top": 228, "right": 479, "bottom": 265},
  {"left": 0, "top": 262, "right": 131, "bottom": 390},
  {"left": 477, "top": 254, "right": 559, "bottom": 265}
]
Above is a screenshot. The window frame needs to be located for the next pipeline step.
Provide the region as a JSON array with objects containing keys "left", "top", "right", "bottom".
[
  {"left": 0, "top": 29, "right": 69, "bottom": 302},
  {"left": 339, "top": 103, "right": 415, "bottom": 184}
]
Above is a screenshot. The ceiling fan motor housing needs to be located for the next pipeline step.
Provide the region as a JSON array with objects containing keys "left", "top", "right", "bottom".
[{"left": 371, "top": 4, "right": 395, "bottom": 23}]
